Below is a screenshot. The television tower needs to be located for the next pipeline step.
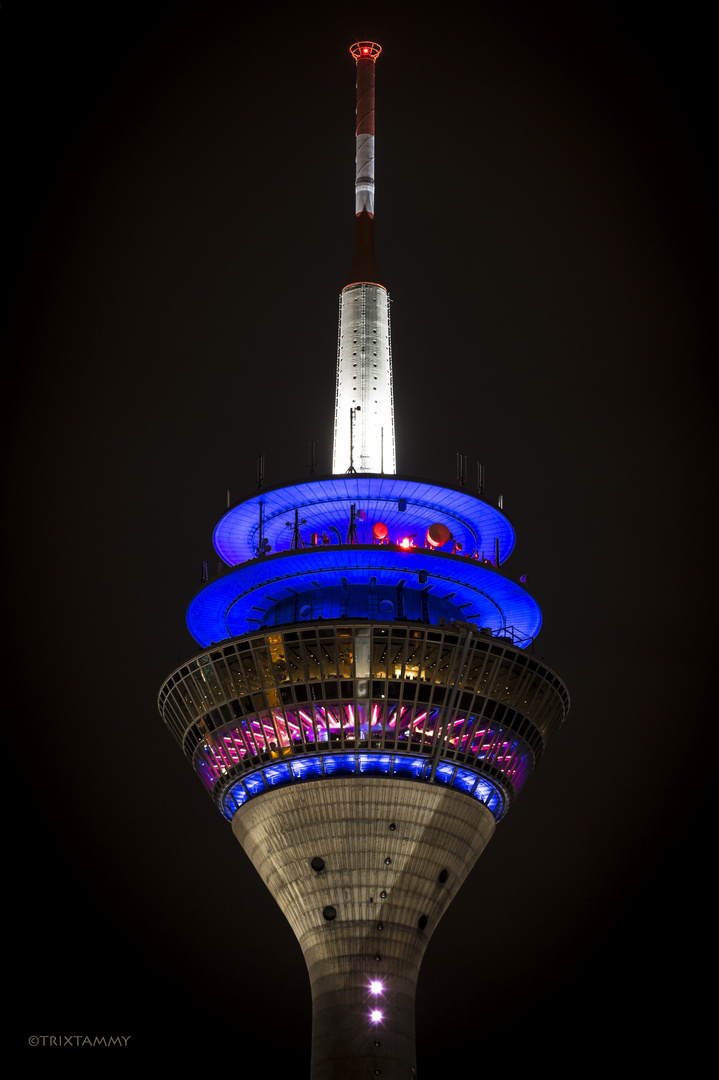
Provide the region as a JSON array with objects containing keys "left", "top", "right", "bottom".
[{"left": 159, "top": 42, "right": 569, "bottom": 1078}]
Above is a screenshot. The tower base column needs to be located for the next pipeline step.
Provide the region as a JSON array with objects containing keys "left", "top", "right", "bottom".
[{"left": 233, "top": 777, "right": 496, "bottom": 1078}]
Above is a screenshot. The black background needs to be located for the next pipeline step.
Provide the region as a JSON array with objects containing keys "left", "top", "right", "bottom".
[{"left": 5, "top": 2, "right": 714, "bottom": 1070}]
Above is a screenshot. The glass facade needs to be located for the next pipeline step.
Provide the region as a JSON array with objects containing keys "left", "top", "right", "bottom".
[{"left": 159, "top": 620, "right": 569, "bottom": 821}]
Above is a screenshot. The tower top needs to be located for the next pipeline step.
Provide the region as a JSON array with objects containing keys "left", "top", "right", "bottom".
[
  {"left": 350, "top": 42, "right": 382, "bottom": 61},
  {"left": 335, "top": 41, "right": 393, "bottom": 472}
]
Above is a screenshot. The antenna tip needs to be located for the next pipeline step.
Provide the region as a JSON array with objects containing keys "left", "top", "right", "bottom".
[{"left": 350, "top": 42, "right": 381, "bottom": 61}]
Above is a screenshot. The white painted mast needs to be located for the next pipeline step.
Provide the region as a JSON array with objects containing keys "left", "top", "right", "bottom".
[{"left": 332, "top": 43, "right": 396, "bottom": 475}]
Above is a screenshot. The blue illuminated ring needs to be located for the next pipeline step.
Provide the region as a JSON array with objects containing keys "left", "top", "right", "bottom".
[
  {"left": 186, "top": 543, "right": 541, "bottom": 646},
  {"left": 214, "top": 476, "right": 515, "bottom": 566},
  {"left": 218, "top": 752, "right": 506, "bottom": 822}
]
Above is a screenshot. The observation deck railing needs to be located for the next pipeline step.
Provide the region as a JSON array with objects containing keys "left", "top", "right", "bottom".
[{"left": 159, "top": 620, "right": 569, "bottom": 822}]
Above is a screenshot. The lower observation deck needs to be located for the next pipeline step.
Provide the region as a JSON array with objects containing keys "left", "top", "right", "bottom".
[
  {"left": 187, "top": 544, "right": 542, "bottom": 647},
  {"left": 158, "top": 620, "right": 569, "bottom": 823}
]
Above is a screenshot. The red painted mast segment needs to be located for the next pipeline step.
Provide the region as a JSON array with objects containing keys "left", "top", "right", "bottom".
[
  {"left": 346, "top": 41, "right": 383, "bottom": 287},
  {"left": 352, "top": 42, "right": 381, "bottom": 200}
]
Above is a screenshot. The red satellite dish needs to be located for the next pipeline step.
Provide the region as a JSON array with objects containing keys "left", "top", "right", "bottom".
[
  {"left": 426, "top": 523, "right": 451, "bottom": 548},
  {"left": 372, "top": 522, "right": 388, "bottom": 541}
]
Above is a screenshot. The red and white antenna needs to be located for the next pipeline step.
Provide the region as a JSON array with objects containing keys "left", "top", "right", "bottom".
[
  {"left": 333, "top": 42, "right": 395, "bottom": 475},
  {"left": 350, "top": 42, "right": 381, "bottom": 217}
]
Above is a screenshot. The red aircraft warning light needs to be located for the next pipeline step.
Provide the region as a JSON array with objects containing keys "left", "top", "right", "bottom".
[{"left": 350, "top": 42, "right": 382, "bottom": 61}]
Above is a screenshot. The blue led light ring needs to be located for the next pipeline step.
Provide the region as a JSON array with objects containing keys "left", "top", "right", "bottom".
[
  {"left": 219, "top": 546, "right": 505, "bottom": 631},
  {"left": 187, "top": 546, "right": 542, "bottom": 646},
  {"left": 216, "top": 751, "right": 507, "bottom": 822},
  {"left": 213, "top": 477, "right": 515, "bottom": 567}
]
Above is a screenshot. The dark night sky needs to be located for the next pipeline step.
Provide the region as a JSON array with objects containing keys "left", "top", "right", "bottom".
[{"left": 6, "top": 2, "right": 715, "bottom": 1069}]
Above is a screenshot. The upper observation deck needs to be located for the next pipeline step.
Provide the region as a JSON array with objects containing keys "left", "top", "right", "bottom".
[
  {"left": 184, "top": 476, "right": 540, "bottom": 649},
  {"left": 214, "top": 476, "right": 516, "bottom": 566}
]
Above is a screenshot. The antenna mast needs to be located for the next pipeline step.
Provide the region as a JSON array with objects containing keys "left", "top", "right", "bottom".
[{"left": 332, "top": 43, "right": 395, "bottom": 475}]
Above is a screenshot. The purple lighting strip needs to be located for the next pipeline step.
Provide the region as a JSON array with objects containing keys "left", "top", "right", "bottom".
[
  {"left": 192, "top": 700, "right": 530, "bottom": 809},
  {"left": 195, "top": 707, "right": 530, "bottom": 782}
]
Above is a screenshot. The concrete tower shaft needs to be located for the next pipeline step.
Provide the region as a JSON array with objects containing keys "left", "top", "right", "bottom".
[
  {"left": 233, "top": 778, "right": 496, "bottom": 1079},
  {"left": 333, "top": 43, "right": 395, "bottom": 475}
]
